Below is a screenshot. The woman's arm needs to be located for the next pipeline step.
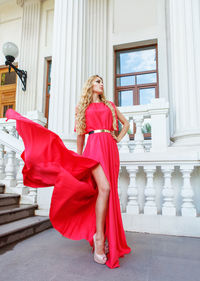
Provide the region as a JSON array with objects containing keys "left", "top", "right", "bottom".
[
  {"left": 77, "top": 134, "right": 85, "bottom": 155},
  {"left": 115, "top": 107, "right": 130, "bottom": 143}
]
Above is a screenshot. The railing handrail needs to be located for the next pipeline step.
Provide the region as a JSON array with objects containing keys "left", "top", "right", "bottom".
[{"left": 0, "top": 130, "right": 24, "bottom": 154}]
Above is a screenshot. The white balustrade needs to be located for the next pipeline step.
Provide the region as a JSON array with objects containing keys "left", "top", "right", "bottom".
[
  {"left": 0, "top": 110, "right": 46, "bottom": 204},
  {"left": 118, "top": 98, "right": 169, "bottom": 153}
]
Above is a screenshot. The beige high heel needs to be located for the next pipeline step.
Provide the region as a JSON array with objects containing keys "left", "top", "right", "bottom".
[{"left": 93, "top": 233, "right": 107, "bottom": 264}]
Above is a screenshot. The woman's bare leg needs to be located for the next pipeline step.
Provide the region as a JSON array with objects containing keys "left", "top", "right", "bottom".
[{"left": 92, "top": 164, "right": 110, "bottom": 255}]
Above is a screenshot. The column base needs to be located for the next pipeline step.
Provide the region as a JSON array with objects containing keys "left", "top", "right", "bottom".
[{"left": 171, "top": 130, "right": 200, "bottom": 147}]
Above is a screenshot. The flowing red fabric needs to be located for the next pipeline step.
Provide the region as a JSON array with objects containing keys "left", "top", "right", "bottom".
[{"left": 6, "top": 101, "right": 131, "bottom": 269}]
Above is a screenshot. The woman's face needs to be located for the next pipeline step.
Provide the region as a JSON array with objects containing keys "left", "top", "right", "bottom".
[{"left": 92, "top": 77, "right": 104, "bottom": 95}]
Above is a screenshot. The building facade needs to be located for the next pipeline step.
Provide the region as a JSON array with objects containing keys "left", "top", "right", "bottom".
[{"left": 0, "top": 0, "right": 200, "bottom": 237}]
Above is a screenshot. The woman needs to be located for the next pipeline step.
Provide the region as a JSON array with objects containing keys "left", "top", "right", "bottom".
[
  {"left": 74, "top": 74, "right": 131, "bottom": 267},
  {"left": 5, "top": 74, "right": 131, "bottom": 269}
]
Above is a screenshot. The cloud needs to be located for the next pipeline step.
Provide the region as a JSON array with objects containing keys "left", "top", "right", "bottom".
[{"left": 120, "top": 48, "right": 156, "bottom": 74}]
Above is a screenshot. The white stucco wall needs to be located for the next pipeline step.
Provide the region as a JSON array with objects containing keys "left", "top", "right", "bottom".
[
  {"left": 113, "top": 0, "right": 158, "bottom": 36},
  {"left": 0, "top": 0, "right": 22, "bottom": 66}
]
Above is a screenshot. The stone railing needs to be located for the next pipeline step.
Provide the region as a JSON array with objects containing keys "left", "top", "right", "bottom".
[
  {"left": 118, "top": 159, "right": 200, "bottom": 237},
  {"left": 116, "top": 99, "right": 200, "bottom": 237},
  {"left": 0, "top": 111, "right": 46, "bottom": 204},
  {"left": 117, "top": 98, "right": 169, "bottom": 153}
]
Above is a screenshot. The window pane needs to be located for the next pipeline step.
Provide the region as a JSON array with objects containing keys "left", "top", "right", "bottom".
[
  {"left": 1, "top": 72, "right": 16, "bottom": 85},
  {"left": 142, "top": 119, "right": 151, "bottom": 133},
  {"left": 116, "top": 76, "right": 135, "bottom": 87},
  {"left": 137, "top": 73, "right": 157, "bottom": 85},
  {"left": 118, "top": 90, "right": 133, "bottom": 106},
  {"left": 139, "top": 88, "right": 155, "bottom": 105},
  {"left": 48, "top": 61, "right": 52, "bottom": 83},
  {"left": 48, "top": 84, "right": 51, "bottom": 94},
  {"left": 3, "top": 104, "right": 13, "bottom": 117},
  {"left": 116, "top": 46, "right": 156, "bottom": 74}
]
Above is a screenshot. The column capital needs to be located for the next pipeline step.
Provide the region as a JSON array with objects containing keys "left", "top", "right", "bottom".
[{"left": 16, "top": 0, "right": 45, "bottom": 7}]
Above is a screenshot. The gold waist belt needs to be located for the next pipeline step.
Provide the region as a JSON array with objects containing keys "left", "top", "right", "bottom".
[{"left": 88, "top": 129, "right": 112, "bottom": 135}]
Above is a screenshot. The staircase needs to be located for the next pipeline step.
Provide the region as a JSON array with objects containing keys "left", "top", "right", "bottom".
[{"left": 0, "top": 184, "right": 52, "bottom": 248}]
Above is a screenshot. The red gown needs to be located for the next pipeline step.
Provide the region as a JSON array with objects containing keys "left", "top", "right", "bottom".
[{"left": 6, "top": 101, "right": 131, "bottom": 269}]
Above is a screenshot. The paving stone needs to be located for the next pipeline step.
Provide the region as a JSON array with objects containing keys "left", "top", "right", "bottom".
[{"left": 0, "top": 229, "right": 200, "bottom": 281}]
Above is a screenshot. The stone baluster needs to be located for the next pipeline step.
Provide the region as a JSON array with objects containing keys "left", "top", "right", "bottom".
[
  {"left": 0, "top": 144, "right": 5, "bottom": 180},
  {"left": 118, "top": 165, "right": 122, "bottom": 211},
  {"left": 8, "top": 125, "right": 17, "bottom": 137},
  {"left": 126, "top": 165, "right": 139, "bottom": 214},
  {"left": 15, "top": 158, "right": 25, "bottom": 195},
  {"left": 4, "top": 147, "right": 16, "bottom": 188},
  {"left": 180, "top": 165, "right": 196, "bottom": 216},
  {"left": 161, "top": 165, "right": 176, "bottom": 216},
  {"left": 118, "top": 114, "right": 130, "bottom": 153},
  {"left": 143, "top": 165, "right": 157, "bottom": 215},
  {"left": 28, "top": 188, "right": 37, "bottom": 204},
  {"left": 133, "top": 115, "right": 145, "bottom": 153}
]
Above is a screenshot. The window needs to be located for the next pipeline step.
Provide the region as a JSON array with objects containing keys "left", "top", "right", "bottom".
[
  {"left": 115, "top": 44, "right": 159, "bottom": 139},
  {"left": 115, "top": 44, "right": 159, "bottom": 106},
  {"left": 1, "top": 71, "right": 16, "bottom": 86},
  {"left": 3, "top": 104, "right": 13, "bottom": 117},
  {"left": 45, "top": 59, "right": 52, "bottom": 128}
]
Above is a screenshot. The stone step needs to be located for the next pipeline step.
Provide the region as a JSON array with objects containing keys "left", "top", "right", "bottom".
[
  {"left": 0, "top": 193, "right": 20, "bottom": 207},
  {"left": 0, "top": 216, "right": 52, "bottom": 248},
  {"left": 0, "top": 184, "right": 5, "bottom": 194},
  {"left": 0, "top": 204, "right": 38, "bottom": 225}
]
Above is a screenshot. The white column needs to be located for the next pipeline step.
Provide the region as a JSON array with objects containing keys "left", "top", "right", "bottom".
[
  {"left": 126, "top": 165, "right": 139, "bottom": 214},
  {"left": 49, "top": 0, "right": 107, "bottom": 144},
  {"left": 16, "top": 0, "right": 42, "bottom": 114},
  {"left": 48, "top": 0, "right": 87, "bottom": 144},
  {"left": 167, "top": 0, "right": 200, "bottom": 146},
  {"left": 87, "top": 0, "right": 108, "bottom": 84},
  {"left": 49, "top": 0, "right": 108, "bottom": 146}
]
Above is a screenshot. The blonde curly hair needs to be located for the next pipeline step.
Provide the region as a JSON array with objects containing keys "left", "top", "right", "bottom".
[{"left": 75, "top": 75, "right": 118, "bottom": 135}]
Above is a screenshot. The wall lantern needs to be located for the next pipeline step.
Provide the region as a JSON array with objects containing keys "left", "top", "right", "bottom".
[{"left": 2, "top": 42, "right": 27, "bottom": 91}]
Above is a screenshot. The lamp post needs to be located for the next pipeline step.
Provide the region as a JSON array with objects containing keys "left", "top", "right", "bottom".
[{"left": 2, "top": 42, "right": 27, "bottom": 91}]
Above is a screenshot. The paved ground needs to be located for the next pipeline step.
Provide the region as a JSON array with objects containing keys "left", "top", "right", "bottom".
[{"left": 0, "top": 228, "right": 200, "bottom": 281}]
